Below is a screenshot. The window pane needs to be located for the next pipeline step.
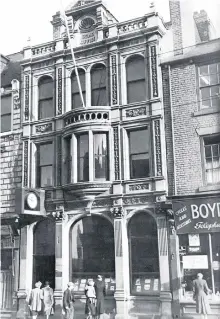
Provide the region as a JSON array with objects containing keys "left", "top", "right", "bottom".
[
  {"left": 127, "top": 80, "right": 146, "bottom": 104},
  {"left": 209, "top": 63, "right": 217, "bottom": 75},
  {"left": 91, "top": 88, "right": 107, "bottom": 106},
  {"left": 78, "top": 134, "right": 89, "bottom": 182},
  {"left": 205, "top": 145, "right": 212, "bottom": 158},
  {"left": 71, "top": 70, "right": 85, "bottom": 93},
  {"left": 40, "top": 166, "right": 53, "bottom": 186},
  {"left": 39, "top": 99, "right": 54, "bottom": 119},
  {"left": 199, "top": 75, "right": 210, "bottom": 87},
  {"left": 129, "top": 129, "right": 149, "bottom": 154},
  {"left": 39, "top": 143, "right": 53, "bottom": 166},
  {"left": 210, "top": 86, "right": 220, "bottom": 107},
  {"left": 1, "top": 96, "right": 11, "bottom": 115},
  {"left": 201, "top": 87, "right": 211, "bottom": 108},
  {"left": 72, "top": 92, "right": 86, "bottom": 109},
  {"left": 199, "top": 66, "right": 209, "bottom": 76},
  {"left": 127, "top": 57, "right": 145, "bottom": 82},
  {"left": 94, "top": 133, "right": 108, "bottom": 180},
  {"left": 129, "top": 212, "right": 159, "bottom": 295},
  {"left": 131, "top": 154, "right": 150, "bottom": 178},
  {"left": 1, "top": 114, "right": 11, "bottom": 133},
  {"left": 91, "top": 65, "right": 106, "bottom": 89},
  {"left": 39, "top": 78, "right": 53, "bottom": 99}
]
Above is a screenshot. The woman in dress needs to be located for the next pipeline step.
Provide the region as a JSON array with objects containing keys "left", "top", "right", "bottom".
[
  {"left": 42, "top": 281, "right": 54, "bottom": 319},
  {"left": 94, "top": 275, "right": 106, "bottom": 319},
  {"left": 193, "top": 273, "right": 211, "bottom": 319},
  {"left": 85, "top": 279, "right": 96, "bottom": 319},
  {"left": 28, "top": 281, "right": 43, "bottom": 319}
]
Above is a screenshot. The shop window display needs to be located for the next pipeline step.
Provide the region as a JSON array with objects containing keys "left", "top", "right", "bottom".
[{"left": 179, "top": 233, "right": 220, "bottom": 301}]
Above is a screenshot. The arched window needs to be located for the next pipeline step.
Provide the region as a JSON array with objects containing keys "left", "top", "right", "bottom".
[
  {"left": 128, "top": 212, "right": 159, "bottom": 295},
  {"left": 71, "top": 69, "right": 86, "bottom": 109},
  {"left": 70, "top": 215, "right": 115, "bottom": 294},
  {"left": 126, "top": 55, "right": 146, "bottom": 104},
  {"left": 91, "top": 64, "right": 107, "bottom": 106},
  {"left": 38, "top": 76, "right": 54, "bottom": 120},
  {"left": 33, "top": 219, "right": 55, "bottom": 288}
]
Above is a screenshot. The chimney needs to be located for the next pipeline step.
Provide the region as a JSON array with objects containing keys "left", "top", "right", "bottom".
[
  {"left": 169, "top": 0, "right": 183, "bottom": 55},
  {"left": 193, "top": 10, "right": 210, "bottom": 43}
]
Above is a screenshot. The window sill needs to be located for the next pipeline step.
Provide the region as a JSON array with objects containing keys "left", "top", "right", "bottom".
[
  {"left": 122, "top": 176, "right": 164, "bottom": 184},
  {"left": 199, "top": 184, "right": 220, "bottom": 192},
  {"left": 193, "top": 105, "right": 220, "bottom": 117}
]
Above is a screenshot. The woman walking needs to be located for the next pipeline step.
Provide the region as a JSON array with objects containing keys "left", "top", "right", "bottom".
[
  {"left": 94, "top": 275, "right": 106, "bottom": 319},
  {"left": 193, "top": 273, "right": 211, "bottom": 319},
  {"left": 28, "top": 281, "right": 43, "bottom": 319},
  {"left": 42, "top": 281, "right": 54, "bottom": 319}
]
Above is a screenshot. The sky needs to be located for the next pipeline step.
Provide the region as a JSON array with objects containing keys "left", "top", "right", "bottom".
[{"left": 0, "top": 0, "right": 220, "bottom": 55}]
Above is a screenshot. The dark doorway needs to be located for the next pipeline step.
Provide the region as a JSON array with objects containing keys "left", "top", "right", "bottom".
[{"left": 33, "top": 219, "right": 55, "bottom": 289}]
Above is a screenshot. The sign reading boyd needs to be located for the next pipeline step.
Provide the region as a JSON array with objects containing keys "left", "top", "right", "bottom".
[{"left": 173, "top": 196, "right": 220, "bottom": 234}]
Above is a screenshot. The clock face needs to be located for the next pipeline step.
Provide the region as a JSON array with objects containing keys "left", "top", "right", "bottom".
[{"left": 26, "top": 192, "right": 38, "bottom": 210}]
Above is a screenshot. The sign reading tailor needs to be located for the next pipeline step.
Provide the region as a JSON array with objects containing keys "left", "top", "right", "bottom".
[{"left": 173, "top": 196, "right": 220, "bottom": 234}]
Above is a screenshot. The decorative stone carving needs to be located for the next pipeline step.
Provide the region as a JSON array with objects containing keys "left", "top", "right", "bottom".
[
  {"left": 13, "top": 92, "right": 20, "bottom": 109},
  {"left": 64, "top": 111, "right": 109, "bottom": 126},
  {"left": 92, "top": 199, "right": 112, "bottom": 207},
  {"left": 129, "top": 183, "right": 149, "bottom": 191},
  {"left": 126, "top": 107, "right": 146, "bottom": 118},
  {"left": 57, "top": 68, "right": 62, "bottom": 115},
  {"left": 24, "top": 75, "right": 29, "bottom": 121},
  {"left": 111, "top": 55, "right": 118, "bottom": 105},
  {"left": 154, "top": 119, "right": 162, "bottom": 176},
  {"left": 113, "top": 127, "right": 120, "bottom": 180},
  {"left": 23, "top": 141, "right": 29, "bottom": 187},
  {"left": 123, "top": 195, "right": 154, "bottom": 205},
  {"left": 118, "top": 19, "right": 147, "bottom": 34},
  {"left": 57, "top": 136, "right": 62, "bottom": 186},
  {"left": 151, "top": 45, "right": 158, "bottom": 97},
  {"left": 110, "top": 206, "right": 124, "bottom": 218},
  {"left": 35, "top": 123, "right": 52, "bottom": 133}
]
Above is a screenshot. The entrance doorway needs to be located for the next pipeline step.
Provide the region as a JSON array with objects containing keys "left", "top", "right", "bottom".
[{"left": 33, "top": 219, "right": 55, "bottom": 288}]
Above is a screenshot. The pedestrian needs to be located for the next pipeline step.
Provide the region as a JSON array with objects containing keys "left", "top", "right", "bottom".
[
  {"left": 28, "top": 281, "right": 43, "bottom": 319},
  {"left": 42, "top": 281, "right": 54, "bottom": 319},
  {"left": 63, "top": 282, "right": 75, "bottom": 319},
  {"left": 193, "top": 273, "right": 211, "bottom": 319},
  {"left": 94, "top": 275, "right": 106, "bottom": 319},
  {"left": 85, "top": 279, "right": 96, "bottom": 319}
]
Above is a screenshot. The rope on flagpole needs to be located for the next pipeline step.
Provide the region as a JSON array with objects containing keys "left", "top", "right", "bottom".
[{"left": 60, "top": 0, "right": 85, "bottom": 108}]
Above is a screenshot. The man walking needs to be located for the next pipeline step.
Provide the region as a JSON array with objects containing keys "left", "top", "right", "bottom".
[{"left": 63, "top": 282, "right": 75, "bottom": 319}]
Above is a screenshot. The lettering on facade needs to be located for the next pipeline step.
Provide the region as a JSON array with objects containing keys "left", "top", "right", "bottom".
[
  {"left": 151, "top": 45, "right": 158, "bottom": 97},
  {"left": 57, "top": 68, "right": 62, "bottom": 115},
  {"left": 113, "top": 126, "right": 120, "bottom": 180},
  {"left": 80, "top": 31, "right": 96, "bottom": 45},
  {"left": 154, "top": 119, "right": 162, "bottom": 176},
  {"left": 126, "top": 107, "right": 146, "bottom": 118},
  {"left": 173, "top": 198, "right": 220, "bottom": 234},
  {"left": 111, "top": 55, "right": 118, "bottom": 105},
  {"left": 23, "top": 141, "right": 29, "bottom": 187},
  {"left": 35, "top": 122, "right": 53, "bottom": 133},
  {"left": 24, "top": 75, "right": 29, "bottom": 121}
]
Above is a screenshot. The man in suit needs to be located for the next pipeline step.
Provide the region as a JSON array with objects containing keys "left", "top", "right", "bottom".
[{"left": 63, "top": 282, "right": 75, "bottom": 319}]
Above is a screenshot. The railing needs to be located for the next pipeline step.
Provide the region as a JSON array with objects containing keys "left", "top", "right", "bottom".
[
  {"left": 117, "top": 18, "right": 148, "bottom": 35},
  {"left": 31, "top": 42, "right": 56, "bottom": 56}
]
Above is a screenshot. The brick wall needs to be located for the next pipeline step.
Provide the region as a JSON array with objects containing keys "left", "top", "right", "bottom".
[
  {"left": 0, "top": 98, "right": 22, "bottom": 214},
  {"left": 169, "top": 0, "right": 183, "bottom": 55},
  {"left": 164, "top": 61, "right": 220, "bottom": 195}
]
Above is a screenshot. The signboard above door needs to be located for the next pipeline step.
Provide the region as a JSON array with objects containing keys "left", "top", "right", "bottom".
[{"left": 173, "top": 196, "right": 220, "bottom": 234}]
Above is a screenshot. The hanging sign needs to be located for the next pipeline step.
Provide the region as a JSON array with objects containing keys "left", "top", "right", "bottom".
[
  {"left": 173, "top": 196, "right": 220, "bottom": 234},
  {"left": 182, "top": 255, "right": 208, "bottom": 269}
]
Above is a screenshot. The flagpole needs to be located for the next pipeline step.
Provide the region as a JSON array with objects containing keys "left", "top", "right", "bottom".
[{"left": 60, "top": 0, "right": 85, "bottom": 108}]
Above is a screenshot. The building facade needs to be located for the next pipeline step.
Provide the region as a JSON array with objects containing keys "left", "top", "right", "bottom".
[
  {"left": 162, "top": 1, "right": 220, "bottom": 318},
  {"left": 14, "top": 1, "right": 173, "bottom": 318},
  {"left": 0, "top": 53, "right": 23, "bottom": 317}
]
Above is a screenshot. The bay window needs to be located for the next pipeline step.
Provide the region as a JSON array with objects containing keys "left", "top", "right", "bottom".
[
  {"left": 71, "top": 69, "right": 86, "bottom": 109},
  {"left": 199, "top": 63, "right": 220, "bottom": 109},
  {"left": 38, "top": 76, "right": 54, "bottom": 120},
  {"left": 77, "top": 133, "right": 89, "bottom": 182},
  {"left": 128, "top": 127, "right": 150, "bottom": 179},
  {"left": 93, "top": 133, "right": 108, "bottom": 180},
  {"left": 126, "top": 55, "right": 146, "bottom": 104},
  {"left": 204, "top": 135, "right": 220, "bottom": 185},
  {"left": 37, "top": 142, "right": 54, "bottom": 187}
]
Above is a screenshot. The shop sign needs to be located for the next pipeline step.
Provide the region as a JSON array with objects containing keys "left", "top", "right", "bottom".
[
  {"left": 212, "top": 261, "right": 220, "bottom": 270},
  {"left": 173, "top": 197, "right": 220, "bottom": 234},
  {"left": 182, "top": 255, "right": 208, "bottom": 269}
]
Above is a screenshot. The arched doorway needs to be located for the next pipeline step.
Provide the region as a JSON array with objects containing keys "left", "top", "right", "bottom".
[
  {"left": 33, "top": 219, "right": 55, "bottom": 288},
  {"left": 128, "top": 211, "right": 159, "bottom": 295},
  {"left": 70, "top": 215, "right": 115, "bottom": 294}
]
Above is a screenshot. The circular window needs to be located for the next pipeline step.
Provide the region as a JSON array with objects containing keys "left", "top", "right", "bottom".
[{"left": 79, "top": 17, "right": 95, "bottom": 32}]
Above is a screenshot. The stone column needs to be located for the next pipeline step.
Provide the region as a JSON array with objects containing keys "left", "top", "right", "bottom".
[
  {"left": 54, "top": 215, "right": 63, "bottom": 316},
  {"left": 112, "top": 207, "right": 129, "bottom": 319},
  {"left": 157, "top": 217, "right": 172, "bottom": 319},
  {"left": 16, "top": 227, "right": 28, "bottom": 319}
]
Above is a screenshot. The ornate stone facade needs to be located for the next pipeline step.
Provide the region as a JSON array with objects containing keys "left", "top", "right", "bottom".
[
  {"left": 113, "top": 126, "right": 120, "bottom": 180},
  {"left": 150, "top": 45, "right": 158, "bottom": 98},
  {"left": 125, "top": 107, "right": 146, "bottom": 118},
  {"left": 35, "top": 123, "right": 53, "bottom": 133},
  {"left": 24, "top": 75, "right": 29, "bottom": 121},
  {"left": 154, "top": 119, "right": 162, "bottom": 176},
  {"left": 57, "top": 68, "right": 63, "bottom": 115},
  {"left": 129, "top": 183, "right": 149, "bottom": 191},
  {"left": 23, "top": 141, "right": 29, "bottom": 187},
  {"left": 111, "top": 55, "right": 118, "bottom": 105}
]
